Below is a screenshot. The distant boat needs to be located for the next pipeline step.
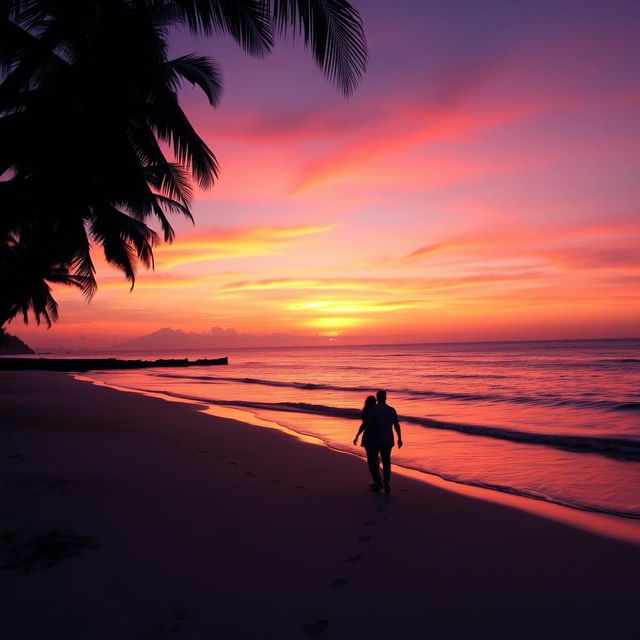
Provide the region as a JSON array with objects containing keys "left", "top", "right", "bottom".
[{"left": 0, "top": 357, "right": 228, "bottom": 371}]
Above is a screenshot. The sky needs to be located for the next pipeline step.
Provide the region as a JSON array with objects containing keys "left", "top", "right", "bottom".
[{"left": 9, "top": 0, "right": 640, "bottom": 350}]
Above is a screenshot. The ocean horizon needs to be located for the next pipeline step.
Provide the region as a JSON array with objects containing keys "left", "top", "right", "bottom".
[{"left": 23, "top": 335, "right": 640, "bottom": 356}]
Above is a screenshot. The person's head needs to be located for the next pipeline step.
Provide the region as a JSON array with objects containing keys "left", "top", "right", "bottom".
[
  {"left": 363, "top": 395, "right": 376, "bottom": 411},
  {"left": 361, "top": 395, "right": 376, "bottom": 420},
  {"left": 376, "top": 389, "right": 387, "bottom": 403}
]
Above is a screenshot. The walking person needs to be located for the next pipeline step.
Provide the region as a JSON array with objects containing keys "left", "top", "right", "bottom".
[
  {"left": 353, "top": 394, "right": 376, "bottom": 447},
  {"left": 353, "top": 390, "right": 402, "bottom": 493}
]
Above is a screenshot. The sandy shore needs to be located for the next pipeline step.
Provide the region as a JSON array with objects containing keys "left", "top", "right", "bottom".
[{"left": 2, "top": 372, "right": 639, "bottom": 639}]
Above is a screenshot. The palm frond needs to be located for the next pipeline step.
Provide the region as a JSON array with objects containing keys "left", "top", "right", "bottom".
[
  {"left": 271, "top": 0, "right": 367, "bottom": 96},
  {"left": 156, "top": 162, "right": 194, "bottom": 204},
  {"left": 148, "top": 90, "right": 219, "bottom": 188},
  {"left": 65, "top": 223, "right": 98, "bottom": 300},
  {"left": 0, "top": 18, "right": 70, "bottom": 97},
  {"left": 89, "top": 204, "right": 158, "bottom": 287},
  {"left": 165, "top": 53, "right": 223, "bottom": 106},
  {"left": 169, "top": 0, "right": 273, "bottom": 55},
  {"left": 151, "top": 193, "right": 194, "bottom": 242}
]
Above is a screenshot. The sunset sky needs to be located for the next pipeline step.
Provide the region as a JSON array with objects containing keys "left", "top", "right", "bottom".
[{"left": 10, "top": 0, "right": 640, "bottom": 350}]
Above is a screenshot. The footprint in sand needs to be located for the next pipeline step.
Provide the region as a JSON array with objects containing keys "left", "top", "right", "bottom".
[
  {"left": 302, "top": 619, "right": 329, "bottom": 638},
  {"left": 0, "top": 530, "right": 99, "bottom": 574},
  {"left": 357, "top": 535, "right": 372, "bottom": 542},
  {"left": 148, "top": 609, "right": 193, "bottom": 638},
  {"left": 296, "top": 485, "right": 308, "bottom": 490},
  {"left": 330, "top": 578, "right": 348, "bottom": 589},
  {"left": 364, "top": 520, "right": 376, "bottom": 526},
  {"left": 344, "top": 553, "right": 363, "bottom": 563}
]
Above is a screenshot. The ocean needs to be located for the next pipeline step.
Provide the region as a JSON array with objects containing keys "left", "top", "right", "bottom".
[{"left": 79, "top": 338, "right": 640, "bottom": 521}]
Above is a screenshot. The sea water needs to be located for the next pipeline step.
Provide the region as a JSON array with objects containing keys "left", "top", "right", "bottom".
[{"left": 79, "top": 339, "right": 639, "bottom": 520}]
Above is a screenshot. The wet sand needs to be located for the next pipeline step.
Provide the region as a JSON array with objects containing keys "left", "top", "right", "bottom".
[{"left": 1, "top": 371, "right": 639, "bottom": 639}]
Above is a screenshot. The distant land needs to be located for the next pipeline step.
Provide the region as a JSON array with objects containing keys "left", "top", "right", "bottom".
[
  {"left": 0, "top": 331, "right": 34, "bottom": 355},
  {"left": 115, "top": 327, "right": 327, "bottom": 351}
]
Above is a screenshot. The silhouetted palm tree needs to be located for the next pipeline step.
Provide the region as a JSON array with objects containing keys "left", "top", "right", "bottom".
[
  {"left": 0, "top": 0, "right": 366, "bottom": 327},
  {"left": 0, "top": 226, "right": 95, "bottom": 327}
]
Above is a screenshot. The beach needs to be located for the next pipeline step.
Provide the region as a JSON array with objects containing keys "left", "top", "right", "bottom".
[{"left": 2, "top": 371, "right": 640, "bottom": 639}]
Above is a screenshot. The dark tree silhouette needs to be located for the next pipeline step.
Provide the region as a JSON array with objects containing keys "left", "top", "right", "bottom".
[
  {"left": 0, "top": 226, "right": 95, "bottom": 327},
  {"left": 0, "top": 0, "right": 367, "bottom": 328}
]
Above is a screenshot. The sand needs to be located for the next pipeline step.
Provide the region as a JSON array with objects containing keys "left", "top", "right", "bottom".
[{"left": 1, "top": 371, "right": 639, "bottom": 639}]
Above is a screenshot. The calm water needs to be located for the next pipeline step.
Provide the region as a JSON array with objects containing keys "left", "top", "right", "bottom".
[{"left": 80, "top": 339, "right": 640, "bottom": 519}]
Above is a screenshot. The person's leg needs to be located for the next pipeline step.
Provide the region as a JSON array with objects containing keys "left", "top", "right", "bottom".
[
  {"left": 380, "top": 446, "right": 392, "bottom": 491},
  {"left": 365, "top": 446, "right": 383, "bottom": 489}
]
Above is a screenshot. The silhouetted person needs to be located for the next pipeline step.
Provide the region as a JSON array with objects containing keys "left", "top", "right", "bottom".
[
  {"left": 353, "top": 395, "right": 376, "bottom": 446},
  {"left": 353, "top": 390, "right": 402, "bottom": 493}
]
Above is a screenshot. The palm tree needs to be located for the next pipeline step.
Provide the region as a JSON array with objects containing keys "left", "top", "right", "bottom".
[
  {"left": 0, "top": 226, "right": 95, "bottom": 328},
  {"left": 0, "top": 0, "right": 367, "bottom": 328},
  {"left": 1, "top": 1, "right": 223, "bottom": 294}
]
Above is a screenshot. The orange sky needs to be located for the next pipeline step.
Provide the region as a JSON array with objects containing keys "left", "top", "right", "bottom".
[{"left": 9, "top": 0, "right": 640, "bottom": 350}]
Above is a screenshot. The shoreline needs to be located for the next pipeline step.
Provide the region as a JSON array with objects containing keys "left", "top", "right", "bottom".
[
  {"left": 80, "top": 373, "right": 640, "bottom": 545},
  {"left": 2, "top": 371, "right": 640, "bottom": 639}
]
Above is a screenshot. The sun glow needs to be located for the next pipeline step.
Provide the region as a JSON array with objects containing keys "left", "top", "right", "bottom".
[{"left": 305, "top": 317, "right": 364, "bottom": 333}]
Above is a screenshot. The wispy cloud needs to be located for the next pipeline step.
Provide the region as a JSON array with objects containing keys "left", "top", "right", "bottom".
[
  {"left": 289, "top": 101, "right": 541, "bottom": 194},
  {"left": 153, "top": 224, "right": 336, "bottom": 268},
  {"left": 397, "top": 217, "right": 640, "bottom": 272}
]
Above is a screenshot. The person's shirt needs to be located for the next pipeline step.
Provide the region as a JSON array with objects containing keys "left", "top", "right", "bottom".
[{"left": 364, "top": 402, "right": 399, "bottom": 447}]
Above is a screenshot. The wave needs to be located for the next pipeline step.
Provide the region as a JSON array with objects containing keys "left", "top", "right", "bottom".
[
  {"left": 214, "top": 399, "right": 640, "bottom": 462},
  {"left": 156, "top": 372, "right": 640, "bottom": 414},
  {"left": 157, "top": 373, "right": 377, "bottom": 394},
  {"left": 147, "top": 380, "right": 640, "bottom": 463},
  {"left": 616, "top": 403, "right": 640, "bottom": 411},
  {"left": 420, "top": 373, "right": 512, "bottom": 379}
]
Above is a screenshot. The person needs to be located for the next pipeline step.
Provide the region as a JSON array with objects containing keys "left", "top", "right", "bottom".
[
  {"left": 353, "top": 390, "right": 402, "bottom": 493},
  {"left": 353, "top": 395, "right": 376, "bottom": 447}
]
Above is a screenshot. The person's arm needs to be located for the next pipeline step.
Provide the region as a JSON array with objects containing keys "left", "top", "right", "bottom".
[
  {"left": 393, "top": 411, "right": 403, "bottom": 448},
  {"left": 353, "top": 421, "right": 366, "bottom": 445}
]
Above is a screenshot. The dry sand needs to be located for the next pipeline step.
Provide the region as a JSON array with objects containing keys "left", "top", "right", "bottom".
[{"left": 1, "top": 371, "right": 639, "bottom": 639}]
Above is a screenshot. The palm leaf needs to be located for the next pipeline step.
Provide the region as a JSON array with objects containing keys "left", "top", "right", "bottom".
[
  {"left": 165, "top": 53, "right": 223, "bottom": 106},
  {"left": 167, "top": 0, "right": 273, "bottom": 55},
  {"left": 271, "top": 0, "right": 367, "bottom": 96},
  {"left": 147, "top": 89, "right": 219, "bottom": 188},
  {"left": 89, "top": 204, "right": 158, "bottom": 287}
]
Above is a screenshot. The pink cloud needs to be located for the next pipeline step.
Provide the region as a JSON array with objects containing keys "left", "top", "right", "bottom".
[
  {"left": 289, "top": 101, "right": 542, "bottom": 194},
  {"left": 153, "top": 223, "right": 337, "bottom": 267}
]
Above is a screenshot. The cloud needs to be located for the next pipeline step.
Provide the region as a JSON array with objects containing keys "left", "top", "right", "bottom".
[
  {"left": 96, "top": 273, "right": 213, "bottom": 291},
  {"left": 153, "top": 224, "right": 336, "bottom": 268},
  {"left": 193, "top": 104, "right": 379, "bottom": 145},
  {"left": 397, "top": 216, "right": 640, "bottom": 273},
  {"left": 219, "top": 273, "right": 549, "bottom": 297},
  {"left": 289, "top": 101, "right": 541, "bottom": 194}
]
